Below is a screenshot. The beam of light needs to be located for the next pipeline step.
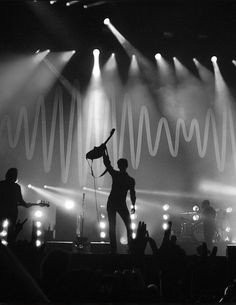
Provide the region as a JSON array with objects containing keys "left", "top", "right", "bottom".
[
  {"left": 129, "top": 54, "right": 139, "bottom": 75},
  {"left": 103, "top": 53, "right": 116, "bottom": 72},
  {"left": 173, "top": 57, "right": 191, "bottom": 79},
  {"left": 92, "top": 49, "right": 101, "bottom": 78},
  {"left": 104, "top": 19, "right": 127, "bottom": 46},
  {"left": 232, "top": 60, "right": 236, "bottom": 66},
  {"left": 83, "top": 50, "right": 110, "bottom": 178},
  {"left": 155, "top": 54, "right": 174, "bottom": 86},
  {"left": 193, "top": 58, "right": 214, "bottom": 83},
  {"left": 84, "top": 1, "right": 106, "bottom": 8},
  {"left": 33, "top": 49, "right": 50, "bottom": 64},
  {"left": 27, "top": 185, "right": 76, "bottom": 208},
  {"left": 42, "top": 185, "right": 81, "bottom": 196},
  {"left": 82, "top": 187, "right": 109, "bottom": 196},
  {"left": 198, "top": 180, "right": 236, "bottom": 197},
  {"left": 61, "top": 50, "right": 76, "bottom": 62},
  {"left": 66, "top": 0, "right": 79, "bottom": 6}
]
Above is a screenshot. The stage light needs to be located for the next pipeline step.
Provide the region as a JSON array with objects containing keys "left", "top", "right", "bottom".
[
  {"left": 211, "top": 56, "right": 217, "bottom": 63},
  {"left": 104, "top": 18, "right": 110, "bottom": 25},
  {"left": 163, "top": 214, "right": 169, "bottom": 220},
  {"left": 232, "top": 60, "right": 236, "bottom": 66},
  {"left": 46, "top": 49, "right": 50, "bottom": 53},
  {"left": 101, "top": 213, "right": 105, "bottom": 219},
  {"left": 226, "top": 226, "right": 231, "bottom": 233},
  {"left": 155, "top": 53, "right": 162, "bottom": 60},
  {"left": 100, "top": 231, "right": 106, "bottom": 238},
  {"left": 35, "top": 221, "right": 42, "bottom": 228},
  {"left": 66, "top": 0, "right": 79, "bottom": 6},
  {"left": 65, "top": 200, "right": 75, "bottom": 210},
  {"left": 36, "top": 240, "right": 42, "bottom": 247},
  {"left": 28, "top": 184, "right": 32, "bottom": 189},
  {"left": 131, "top": 223, "right": 136, "bottom": 230},
  {"left": 226, "top": 207, "right": 233, "bottom": 213},
  {"left": 34, "top": 210, "right": 43, "bottom": 218},
  {"left": 2, "top": 219, "right": 9, "bottom": 228},
  {"left": 35, "top": 49, "right": 40, "bottom": 54},
  {"left": 99, "top": 221, "right": 106, "bottom": 229},
  {"left": 163, "top": 204, "right": 170, "bottom": 211},
  {"left": 100, "top": 205, "right": 105, "bottom": 208},
  {"left": 36, "top": 230, "right": 42, "bottom": 237},
  {"left": 193, "top": 205, "right": 200, "bottom": 212},
  {"left": 43, "top": 185, "right": 47, "bottom": 189},
  {"left": 131, "top": 213, "right": 137, "bottom": 220},
  {"left": 1, "top": 240, "right": 7, "bottom": 246},
  {"left": 120, "top": 236, "right": 127, "bottom": 245},
  {"left": 50, "top": 0, "right": 57, "bottom": 4},
  {"left": 93, "top": 49, "right": 100, "bottom": 57},
  {"left": 162, "top": 222, "right": 169, "bottom": 230},
  {"left": 225, "top": 237, "right": 230, "bottom": 242},
  {"left": 132, "top": 232, "right": 136, "bottom": 239},
  {"left": 0, "top": 230, "right": 7, "bottom": 237},
  {"left": 193, "top": 214, "right": 200, "bottom": 221}
]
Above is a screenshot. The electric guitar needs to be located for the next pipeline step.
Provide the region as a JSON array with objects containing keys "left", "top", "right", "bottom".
[
  {"left": 28, "top": 201, "right": 50, "bottom": 207},
  {"left": 86, "top": 128, "right": 115, "bottom": 160},
  {"left": 18, "top": 201, "right": 50, "bottom": 208}
]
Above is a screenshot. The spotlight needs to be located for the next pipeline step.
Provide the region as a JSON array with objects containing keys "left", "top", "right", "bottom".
[
  {"left": 93, "top": 49, "right": 100, "bottom": 56},
  {"left": 163, "top": 214, "right": 170, "bottom": 220},
  {"left": 1, "top": 240, "right": 8, "bottom": 246},
  {"left": 226, "top": 226, "right": 231, "bottom": 233},
  {"left": 104, "top": 18, "right": 110, "bottom": 25},
  {"left": 36, "top": 240, "right": 42, "bottom": 247},
  {"left": 226, "top": 207, "right": 233, "bottom": 213},
  {"left": 211, "top": 56, "right": 217, "bottom": 63},
  {"left": 35, "top": 49, "right": 40, "bottom": 54},
  {"left": 35, "top": 221, "right": 42, "bottom": 228},
  {"left": 193, "top": 214, "right": 200, "bottom": 221},
  {"left": 34, "top": 210, "right": 43, "bottom": 218},
  {"left": 120, "top": 236, "right": 127, "bottom": 245},
  {"left": 193, "top": 205, "right": 200, "bottom": 212},
  {"left": 155, "top": 53, "right": 162, "bottom": 60},
  {"left": 2, "top": 219, "right": 9, "bottom": 228},
  {"left": 50, "top": 0, "right": 57, "bottom": 4},
  {"left": 0, "top": 230, "right": 7, "bottom": 237},
  {"left": 46, "top": 49, "right": 50, "bottom": 53},
  {"left": 28, "top": 184, "right": 32, "bottom": 189},
  {"left": 65, "top": 200, "right": 75, "bottom": 210},
  {"left": 132, "top": 232, "right": 136, "bottom": 239},
  {"left": 43, "top": 185, "right": 47, "bottom": 189},
  {"left": 101, "top": 213, "right": 105, "bottom": 219},
  {"left": 162, "top": 222, "right": 169, "bottom": 230},
  {"left": 130, "top": 213, "right": 137, "bottom": 220},
  {"left": 131, "top": 223, "right": 136, "bottom": 230},
  {"left": 163, "top": 204, "right": 170, "bottom": 211},
  {"left": 99, "top": 221, "right": 106, "bottom": 229},
  {"left": 36, "top": 230, "right": 42, "bottom": 237},
  {"left": 100, "top": 231, "right": 106, "bottom": 238}
]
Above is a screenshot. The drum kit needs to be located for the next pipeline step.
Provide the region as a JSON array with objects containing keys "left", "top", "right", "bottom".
[{"left": 178, "top": 209, "right": 230, "bottom": 243}]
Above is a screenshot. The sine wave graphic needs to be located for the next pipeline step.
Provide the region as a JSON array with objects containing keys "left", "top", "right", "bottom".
[{"left": 0, "top": 89, "right": 235, "bottom": 185}]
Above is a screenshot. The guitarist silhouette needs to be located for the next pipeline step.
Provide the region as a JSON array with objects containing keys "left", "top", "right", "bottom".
[{"left": 0, "top": 168, "right": 48, "bottom": 245}]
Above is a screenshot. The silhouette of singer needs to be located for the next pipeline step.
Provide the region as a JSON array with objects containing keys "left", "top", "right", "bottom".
[
  {"left": 102, "top": 148, "right": 136, "bottom": 253},
  {"left": 0, "top": 168, "right": 30, "bottom": 244}
]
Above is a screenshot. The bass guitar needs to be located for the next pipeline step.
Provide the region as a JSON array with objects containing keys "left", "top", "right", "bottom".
[{"left": 86, "top": 128, "right": 115, "bottom": 160}]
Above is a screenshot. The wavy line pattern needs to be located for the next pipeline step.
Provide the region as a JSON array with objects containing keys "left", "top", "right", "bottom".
[{"left": 0, "top": 89, "right": 235, "bottom": 185}]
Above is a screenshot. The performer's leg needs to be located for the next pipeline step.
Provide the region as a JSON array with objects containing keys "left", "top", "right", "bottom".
[
  {"left": 118, "top": 205, "right": 132, "bottom": 250},
  {"left": 107, "top": 203, "right": 117, "bottom": 253}
]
